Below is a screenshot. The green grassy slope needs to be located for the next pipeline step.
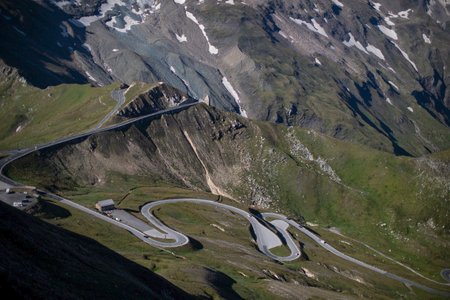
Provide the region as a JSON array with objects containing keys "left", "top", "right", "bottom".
[
  {"left": 6, "top": 104, "right": 449, "bottom": 298},
  {"left": 0, "top": 75, "right": 163, "bottom": 152},
  {"left": 28, "top": 187, "right": 449, "bottom": 299},
  {"left": 274, "top": 127, "right": 450, "bottom": 283},
  {"left": 0, "top": 78, "right": 117, "bottom": 150}
]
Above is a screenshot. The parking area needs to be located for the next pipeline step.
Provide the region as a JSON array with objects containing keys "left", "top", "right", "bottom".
[
  {"left": 110, "top": 209, "right": 154, "bottom": 232},
  {"left": 0, "top": 189, "right": 38, "bottom": 211}
]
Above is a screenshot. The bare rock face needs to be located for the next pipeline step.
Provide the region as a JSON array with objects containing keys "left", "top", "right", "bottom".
[
  {"left": 2, "top": 0, "right": 450, "bottom": 156},
  {"left": 116, "top": 83, "right": 191, "bottom": 120},
  {"left": 45, "top": 104, "right": 254, "bottom": 200},
  {"left": 8, "top": 102, "right": 450, "bottom": 241},
  {"left": 52, "top": 0, "right": 106, "bottom": 18}
]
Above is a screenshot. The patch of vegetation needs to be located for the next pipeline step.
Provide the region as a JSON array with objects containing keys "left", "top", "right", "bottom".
[
  {"left": 6, "top": 104, "right": 450, "bottom": 298},
  {"left": 122, "top": 82, "right": 158, "bottom": 108},
  {"left": 0, "top": 80, "right": 120, "bottom": 150}
]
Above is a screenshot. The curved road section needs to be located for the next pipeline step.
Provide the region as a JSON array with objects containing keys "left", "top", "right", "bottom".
[
  {"left": 259, "top": 213, "right": 450, "bottom": 297},
  {"left": 0, "top": 100, "right": 449, "bottom": 296},
  {"left": 141, "top": 199, "right": 301, "bottom": 262},
  {"left": 141, "top": 200, "right": 449, "bottom": 296},
  {"left": 0, "top": 102, "right": 198, "bottom": 186}
]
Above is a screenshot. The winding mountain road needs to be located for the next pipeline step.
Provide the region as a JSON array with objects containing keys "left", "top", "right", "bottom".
[
  {"left": 0, "top": 96, "right": 449, "bottom": 297},
  {"left": 260, "top": 213, "right": 450, "bottom": 296},
  {"left": 141, "top": 199, "right": 301, "bottom": 261},
  {"left": 0, "top": 99, "right": 198, "bottom": 186}
]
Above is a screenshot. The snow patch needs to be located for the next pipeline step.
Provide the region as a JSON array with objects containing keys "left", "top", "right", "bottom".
[
  {"left": 366, "top": 44, "right": 385, "bottom": 60},
  {"left": 392, "top": 42, "right": 418, "bottom": 72},
  {"left": 384, "top": 8, "right": 412, "bottom": 26},
  {"left": 387, "top": 66, "right": 396, "bottom": 74},
  {"left": 83, "top": 43, "right": 93, "bottom": 53},
  {"left": 378, "top": 25, "right": 398, "bottom": 40},
  {"left": 290, "top": 17, "right": 328, "bottom": 38},
  {"left": 386, "top": 98, "right": 393, "bottom": 105},
  {"left": 175, "top": 33, "right": 187, "bottom": 42},
  {"left": 114, "top": 15, "right": 141, "bottom": 33},
  {"left": 78, "top": 0, "right": 159, "bottom": 31},
  {"left": 372, "top": 2, "right": 381, "bottom": 11},
  {"left": 422, "top": 33, "right": 431, "bottom": 44},
  {"left": 388, "top": 81, "right": 399, "bottom": 91},
  {"left": 315, "top": 57, "right": 322, "bottom": 66},
  {"left": 186, "top": 10, "right": 219, "bottom": 55},
  {"left": 397, "top": 9, "right": 412, "bottom": 19},
  {"left": 174, "top": 0, "right": 185, "bottom": 4},
  {"left": 78, "top": 0, "right": 123, "bottom": 26},
  {"left": 85, "top": 71, "right": 97, "bottom": 82},
  {"left": 384, "top": 17, "right": 395, "bottom": 26},
  {"left": 407, "top": 107, "right": 414, "bottom": 112},
  {"left": 112, "top": 48, "right": 119, "bottom": 52},
  {"left": 343, "top": 33, "right": 368, "bottom": 53},
  {"left": 279, "top": 31, "right": 288, "bottom": 39},
  {"left": 222, "top": 76, "right": 247, "bottom": 117},
  {"left": 332, "top": 0, "right": 344, "bottom": 7},
  {"left": 169, "top": 65, "right": 191, "bottom": 89},
  {"left": 52, "top": 0, "right": 76, "bottom": 9},
  {"left": 104, "top": 63, "right": 113, "bottom": 74}
]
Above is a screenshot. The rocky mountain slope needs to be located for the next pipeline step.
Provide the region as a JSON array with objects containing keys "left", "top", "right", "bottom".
[
  {"left": 1, "top": 0, "right": 449, "bottom": 156},
  {"left": 114, "top": 82, "right": 194, "bottom": 121},
  {"left": 0, "top": 58, "right": 195, "bottom": 151},
  {"left": 7, "top": 103, "right": 450, "bottom": 288},
  {"left": 0, "top": 200, "right": 193, "bottom": 299}
]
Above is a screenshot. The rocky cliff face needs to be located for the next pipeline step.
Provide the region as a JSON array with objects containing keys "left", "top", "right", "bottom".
[
  {"left": 30, "top": 104, "right": 271, "bottom": 202},
  {"left": 2, "top": 0, "right": 449, "bottom": 156},
  {"left": 115, "top": 83, "right": 192, "bottom": 120},
  {"left": 9, "top": 104, "right": 450, "bottom": 234},
  {"left": 7, "top": 103, "right": 450, "bottom": 296}
]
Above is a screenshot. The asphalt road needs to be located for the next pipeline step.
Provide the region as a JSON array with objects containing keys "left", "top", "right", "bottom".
[
  {"left": 260, "top": 212, "right": 450, "bottom": 297},
  {"left": 93, "top": 88, "right": 126, "bottom": 130},
  {"left": 0, "top": 98, "right": 449, "bottom": 296},
  {"left": 141, "top": 199, "right": 302, "bottom": 261},
  {"left": 44, "top": 193, "right": 188, "bottom": 249},
  {"left": 0, "top": 101, "right": 198, "bottom": 186}
]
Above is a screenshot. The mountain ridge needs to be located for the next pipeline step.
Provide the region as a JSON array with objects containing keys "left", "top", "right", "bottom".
[{"left": 1, "top": 0, "right": 449, "bottom": 155}]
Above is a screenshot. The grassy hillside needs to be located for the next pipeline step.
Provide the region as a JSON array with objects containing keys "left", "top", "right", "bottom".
[
  {"left": 0, "top": 76, "right": 117, "bottom": 150},
  {"left": 16, "top": 191, "right": 440, "bottom": 299},
  {"left": 0, "top": 72, "right": 158, "bottom": 151},
  {"left": 6, "top": 104, "right": 450, "bottom": 298}
]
